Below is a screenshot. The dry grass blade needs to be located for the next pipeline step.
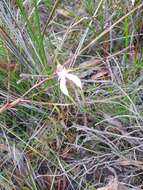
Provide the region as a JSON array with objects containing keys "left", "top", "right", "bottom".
[
  {"left": 80, "top": 2, "right": 143, "bottom": 54},
  {"left": 0, "top": 1, "right": 143, "bottom": 189},
  {"left": 0, "top": 98, "right": 21, "bottom": 113},
  {"left": 0, "top": 75, "right": 55, "bottom": 113}
]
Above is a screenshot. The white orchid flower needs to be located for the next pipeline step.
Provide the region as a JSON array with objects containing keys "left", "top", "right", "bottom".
[
  {"left": 56, "top": 64, "right": 82, "bottom": 96},
  {"left": 131, "top": 0, "right": 135, "bottom": 6}
]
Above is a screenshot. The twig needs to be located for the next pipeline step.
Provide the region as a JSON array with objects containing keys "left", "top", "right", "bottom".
[{"left": 0, "top": 75, "right": 55, "bottom": 113}]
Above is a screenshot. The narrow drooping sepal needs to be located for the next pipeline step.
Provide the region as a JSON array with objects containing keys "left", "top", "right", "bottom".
[
  {"left": 66, "top": 73, "right": 82, "bottom": 89},
  {"left": 60, "top": 76, "right": 69, "bottom": 96}
]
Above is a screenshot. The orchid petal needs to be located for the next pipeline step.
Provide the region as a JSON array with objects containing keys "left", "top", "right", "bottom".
[
  {"left": 57, "top": 67, "right": 67, "bottom": 81},
  {"left": 131, "top": 0, "right": 135, "bottom": 5},
  {"left": 66, "top": 73, "right": 82, "bottom": 89},
  {"left": 60, "top": 76, "right": 69, "bottom": 96}
]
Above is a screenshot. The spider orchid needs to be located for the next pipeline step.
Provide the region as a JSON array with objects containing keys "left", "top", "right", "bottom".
[
  {"left": 56, "top": 64, "right": 82, "bottom": 96},
  {"left": 131, "top": 0, "right": 135, "bottom": 5}
]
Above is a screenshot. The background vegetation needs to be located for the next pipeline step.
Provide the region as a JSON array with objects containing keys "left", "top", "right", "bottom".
[{"left": 0, "top": 0, "right": 143, "bottom": 189}]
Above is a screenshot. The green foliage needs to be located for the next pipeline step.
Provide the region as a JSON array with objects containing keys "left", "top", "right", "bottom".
[
  {"left": 82, "top": 0, "right": 95, "bottom": 15},
  {"left": 0, "top": 0, "right": 143, "bottom": 189},
  {"left": 0, "top": 39, "right": 6, "bottom": 57}
]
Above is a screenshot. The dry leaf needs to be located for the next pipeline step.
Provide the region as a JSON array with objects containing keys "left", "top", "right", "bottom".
[
  {"left": 57, "top": 8, "right": 70, "bottom": 17},
  {"left": 103, "top": 113, "right": 125, "bottom": 131},
  {"left": 79, "top": 58, "right": 111, "bottom": 80},
  {"left": 97, "top": 177, "right": 128, "bottom": 190},
  {"left": 80, "top": 58, "right": 101, "bottom": 68},
  {"left": 91, "top": 69, "right": 109, "bottom": 80},
  {"left": 118, "top": 158, "right": 143, "bottom": 170},
  {"left": 0, "top": 60, "right": 19, "bottom": 72}
]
